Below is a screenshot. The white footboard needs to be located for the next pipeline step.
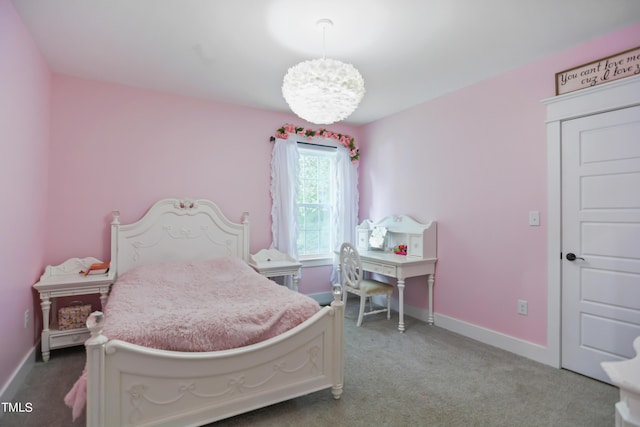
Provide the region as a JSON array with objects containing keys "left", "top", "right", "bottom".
[{"left": 85, "top": 290, "right": 344, "bottom": 427}]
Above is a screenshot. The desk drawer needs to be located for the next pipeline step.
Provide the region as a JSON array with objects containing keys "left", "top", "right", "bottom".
[{"left": 362, "top": 261, "right": 396, "bottom": 277}]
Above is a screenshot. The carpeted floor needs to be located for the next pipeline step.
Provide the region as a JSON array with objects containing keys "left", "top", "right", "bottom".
[{"left": 2, "top": 303, "right": 618, "bottom": 426}]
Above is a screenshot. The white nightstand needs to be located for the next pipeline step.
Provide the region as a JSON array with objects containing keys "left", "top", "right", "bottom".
[
  {"left": 249, "top": 249, "right": 302, "bottom": 292},
  {"left": 33, "top": 257, "right": 114, "bottom": 362}
]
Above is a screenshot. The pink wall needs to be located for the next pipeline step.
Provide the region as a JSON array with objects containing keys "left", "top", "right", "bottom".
[
  {"left": 359, "top": 22, "right": 640, "bottom": 346},
  {"left": 47, "top": 75, "right": 360, "bottom": 295},
  {"left": 0, "top": 0, "right": 51, "bottom": 392}
]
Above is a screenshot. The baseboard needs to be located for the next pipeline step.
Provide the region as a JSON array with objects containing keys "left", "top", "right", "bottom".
[
  {"left": 434, "top": 313, "right": 555, "bottom": 367},
  {"left": 309, "top": 291, "right": 334, "bottom": 305},
  {"left": 390, "top": 298, "right": 555, "bottom": 366},
  {"left": 314, "top": 292, "right": 555, "bottom": 367},
  {"left": 0, "top": 344, "right": 37, "bottom": 416}
]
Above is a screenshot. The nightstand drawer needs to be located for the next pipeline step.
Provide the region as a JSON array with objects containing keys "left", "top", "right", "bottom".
[
  {"left": 361, "top": 261, "right": 396, "bottom": 277},
  {"left": 50, "top": 329, "right": 90, "bottom": 349}
]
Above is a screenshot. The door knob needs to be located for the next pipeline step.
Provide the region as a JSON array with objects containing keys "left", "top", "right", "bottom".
[{"left": 566, "top": 253, "right": 585, "bottom": 261}]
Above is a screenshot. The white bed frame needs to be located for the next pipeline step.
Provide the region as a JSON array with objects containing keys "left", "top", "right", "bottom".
[{"left": 84, "top": 198, "right": 344, "bottom": 427}]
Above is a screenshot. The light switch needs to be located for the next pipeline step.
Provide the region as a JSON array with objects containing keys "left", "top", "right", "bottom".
[{"left": 528, "top": 211, "right": 540, "bottom": 226}]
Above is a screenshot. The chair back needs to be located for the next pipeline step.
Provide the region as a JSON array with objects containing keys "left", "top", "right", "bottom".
[{"left": 339, "top": 242, "right": 362, "bottom": 289}]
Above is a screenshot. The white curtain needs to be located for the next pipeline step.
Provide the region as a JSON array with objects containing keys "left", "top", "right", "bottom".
[
  {"left": 270, "top": 137, "right": 300, "bottom": 288},
  {"left": 331, "top": 145, "right": 359, "bottom": 284},
  {"left": 270, "top": 137, "right": 359, "bottom": 289}
]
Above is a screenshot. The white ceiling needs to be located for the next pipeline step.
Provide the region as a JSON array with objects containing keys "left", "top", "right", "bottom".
[{"left": 11, "top": 0, "right": 640, "bottom": 125}]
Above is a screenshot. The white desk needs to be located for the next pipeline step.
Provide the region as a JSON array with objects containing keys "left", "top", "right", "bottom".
[
  {"left": 358, "top": 250, "right": 436, "bottom": 331},
  {"left": 354, "top": 215, "right": 437, "bottom": 332}
]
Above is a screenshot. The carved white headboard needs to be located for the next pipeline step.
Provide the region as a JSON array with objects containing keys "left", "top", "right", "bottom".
[{"left": 110, "top": 198, "right": 250, "bottom": 276}]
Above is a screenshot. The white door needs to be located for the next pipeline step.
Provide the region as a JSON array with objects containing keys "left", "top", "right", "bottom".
[{"left": 561, "top": 105, "right": 640, "bottom": 383}]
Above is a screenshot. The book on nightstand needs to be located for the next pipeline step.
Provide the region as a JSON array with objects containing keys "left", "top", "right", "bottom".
[{"left": 81, "top": 261, "right": 110, "bottom": 276}]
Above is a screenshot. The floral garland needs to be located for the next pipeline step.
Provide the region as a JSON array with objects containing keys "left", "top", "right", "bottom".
[{"left": 274, "top": 124, "right": 360, "bottom": 163}]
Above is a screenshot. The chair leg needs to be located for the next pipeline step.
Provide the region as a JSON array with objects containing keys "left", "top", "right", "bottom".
[
  {"left": 387, "top": 291, "right": 392, "bottom": 320},
  {"left": 357, "top": 295, "right": 366, "bottom": 327}
]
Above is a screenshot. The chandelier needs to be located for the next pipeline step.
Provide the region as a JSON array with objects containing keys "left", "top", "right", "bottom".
[{"left": 282, "top": 19, "right": 365, "bottom": 125}]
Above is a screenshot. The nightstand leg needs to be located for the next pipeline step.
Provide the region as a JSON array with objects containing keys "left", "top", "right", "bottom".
[
  {"left": 40, "top": 296, "right": 51, "bottom": 362},
  {"left": 292, "top": 273, "right": 299, "bottom": 292},
  {"left": 427, "top": 274, "right": 435, "bottom": 325},
  {"left": 99, "top": 287, "right": 109, "bottom": 310}
]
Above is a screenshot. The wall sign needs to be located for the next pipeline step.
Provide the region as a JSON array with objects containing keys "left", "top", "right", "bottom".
[{"left": 555, "top": 46, "right": 640, "bottom": 95}]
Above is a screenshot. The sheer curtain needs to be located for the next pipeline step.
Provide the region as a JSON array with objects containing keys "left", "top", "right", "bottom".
[
  {"left": 270, "top": 137, "right": 300, "bottom": 288},
  {"left": 270, "top": 136, "right": 359, "bottom": 289},
  {"left": 330, "top": 145, "right": 359, "bottom": 284}
]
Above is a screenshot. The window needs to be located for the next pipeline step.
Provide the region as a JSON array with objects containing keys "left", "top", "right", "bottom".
[
  {"left": 270, "top": 135, "right": 358, "bottom": 277},
  {"left": 296, "top": 147, "right": 336, "bottom": 260}
]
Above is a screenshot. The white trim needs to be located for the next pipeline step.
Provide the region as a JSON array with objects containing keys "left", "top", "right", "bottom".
[
  {"left": 383, "top": 301, "right": 551, "bottom": 365},
  {"left": 339, "top": 292, "right": 556, "bottom": 365},
  {"left": 543, "top": 75, "right": 640, "bottom": 123},
  {"left": 300, "top": 256, "right": 333, "bottom": 268},
  {"left": 435, "top": 313, "right": 553, "bottom": 366},
  {"left": 403, "top": 303, "right": 430, "bottom": 323},
  {"left": 541, "top": 74, "right": 640, "bottom": 370},
  {"left": 344, "top": 296, "right": 554, "bottom": 365},
  {"left": 0, "top": 344, "right": 37, "bottom": 416},
  {"left": 546, "top": 119, "right": 562, "bottom": 368},
  {"left": 397, "top": 302, "right": 552, "bottom": 364},
  {"left": 309, "top": 291, "right": 335, "bottom": 305}
]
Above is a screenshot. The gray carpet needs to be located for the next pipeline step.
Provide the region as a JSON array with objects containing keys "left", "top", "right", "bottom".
[{"left": 2, "top": 303, "right": 618, "bottom": 426}]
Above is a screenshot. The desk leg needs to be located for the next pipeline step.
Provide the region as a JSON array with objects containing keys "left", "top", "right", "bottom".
[
  {"left": 397, "top": 279, "right": 405, "bottom": 332},
  {"left": 40, "top": 295, "right": 51, "bottom": 362},
  {"left": 427, "top": 274, "right": 435, "bottom": 325}
]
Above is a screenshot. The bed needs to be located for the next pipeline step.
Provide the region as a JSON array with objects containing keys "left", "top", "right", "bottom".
[{"left": 78, "top": 198, "right": 345, "bottom": 427}]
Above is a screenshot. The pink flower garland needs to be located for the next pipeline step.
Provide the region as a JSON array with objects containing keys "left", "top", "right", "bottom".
[{"left": 274, "top": 124, "right": 360, "bottom": 163}]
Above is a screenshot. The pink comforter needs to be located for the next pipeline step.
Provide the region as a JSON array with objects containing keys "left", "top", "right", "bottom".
[{"left": 65, "top": 256, "right": 320, "bottom": 419}]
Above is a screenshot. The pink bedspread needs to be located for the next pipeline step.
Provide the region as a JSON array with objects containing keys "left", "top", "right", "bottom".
[{"left": 65, "top": 256, "right": 320, "bottom": 419}]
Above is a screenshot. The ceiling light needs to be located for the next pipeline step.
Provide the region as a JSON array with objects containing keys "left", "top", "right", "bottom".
[{"left": 282, "top": 19, "right": 365, "bottom": 125}]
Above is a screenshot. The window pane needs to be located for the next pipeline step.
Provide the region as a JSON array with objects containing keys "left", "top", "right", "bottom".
[
  {"left": 317, "top": 179, "right": 330, "bottom": 204},
  {"left": 300, "top": 156, "right": 317, "bottom": 180},
  {"left": 305, "top": 230, "right": 319, "bottom": 254},
  {"left": 297, "top": 149, "right": 335, "bottom": 257},
  {"left": 306, "top": 180, "right": 318, "bottom": 203},
  {"left": 297, "top": 207, "right": 306, "bottom": 229},
  {"left": 318, "top": 157, "right": 331, "bottom": 180},
  {"left": 308, "top": 206, "right": 318, "bottom": 225}
]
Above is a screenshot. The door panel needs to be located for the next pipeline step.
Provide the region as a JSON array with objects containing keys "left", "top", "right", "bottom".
[
  {"left": 582, "top": 315, "right": 640, "bottom": 359},
  {"left": 561, "top": 105, "right": 640, "bottom": 383},
  {"left": 582, "top": 269, "right": 640, "bottom": 311},
  {"left": 582, "top": 222, "right": 640, "bottom": 257},
  {"left": 582, "top": 172, "right": 640, "bottom": 208}
]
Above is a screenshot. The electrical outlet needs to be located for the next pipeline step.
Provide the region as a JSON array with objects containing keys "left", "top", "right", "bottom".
[
  {"left": 528, "top": 211, "right": 540, "bottom": 226},
  {"left": 517, "top": 300, "right": 528, "bottom": 316},
  {"left": 24, "top": 309, "right": 30, "bottom": 329}
]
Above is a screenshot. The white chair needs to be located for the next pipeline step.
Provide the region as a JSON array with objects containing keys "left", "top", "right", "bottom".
[{"left": 339, "top": 242, "right": 394, "bottom": 327}]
